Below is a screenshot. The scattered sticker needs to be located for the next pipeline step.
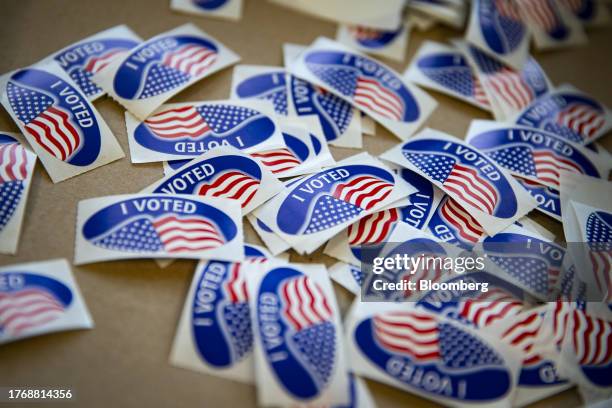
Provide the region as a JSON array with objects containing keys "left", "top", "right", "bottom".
[
  {"left": 170, "top": 0, "right": 243, "bottom": 21},
  {"left": 230, "top": 65, "right": 288, "bottom": 115},
  {"left": 336, "top": 23, "right": 409, "bottom": 62}
]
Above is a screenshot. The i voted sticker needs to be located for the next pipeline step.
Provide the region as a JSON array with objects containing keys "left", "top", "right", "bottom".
[
  {"left": 92, "top": 24, "right": 240, "bottom": 120},
  {"left": 231, "top": 65, "right": 288, "bottom": 115},
  {"left": 288, "top": 37, "right": 436, "bottom": 141},
  {"left": 426, "top": 196, "right": 486, "bottom": 249},
  {"left": 381, "top": 128, "right": 538, "bottom": 236},
  {"left": 170, "top": 0, "right": 243, "bottom": 21},
  {"left": 75, "top": 194, "right": 243, "bottom": 264},
  {"left": 336, "top": 23, "right": 409, "bottom": 62},
  {"left": 515, "top": 178, "right": 561, "bottom": 221},
  {"left": 125, "top": 99, "right": 284, "bottom": 163},
  {"left": 0, "top": 60, "right": 124, "bottom": 183},
  {"left": 50, "top": 25, "right": 141, "bottom": 100}
]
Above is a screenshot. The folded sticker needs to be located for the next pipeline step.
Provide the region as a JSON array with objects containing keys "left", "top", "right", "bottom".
[
  {"left": 48, "top": 25, "right": 141, "bottom": 100},
  {"left": 288, "top": 37, "right": 437, "bottom": 141},
  {"left": 74, "top": 194, "right": 243, "bottom": 264},
  {"left": 92, "top": 24, "right": 240, "bottom": 120},
  {"left": 0, "top": 132, "right": 37, "bottom": 255},
  {"left": 513, "top": 84, "right": 612, "bottom": 145},
  {"left": 0, "top": 60, "right": 124, "bottom": 183},
  {"left": 516, "top": 0, "right": 587, "bottom": 50},
  {"left": 230, "top": 65, "right": 288, "bottom": 115},
  {"left": 0, "top": 259, "right": 94, "bottom": 345},
  {"left": 515, "top": 177, "right": 561, "bottom": 221},
  {"left": 253, "top": 153, "right": 417, "bottom": 254},
  {"left": 456, "top": 41, "right": 551, "bottom": 121},
  {"left": 381, "top": 128, "right": 538, "bottom": 236},
  {"left": 142, "top": 146, "right": 283, "bottom": 215},
  {"left": 465, "top": 0, "right": 530, "bottom": 69},
  {"left": 345, "top": 301, "right": 521, "bottom": 407},
  {"left": 170, "top": 0, "right": 243, "bottom": 21},
  {"left": 329, "top": 261, "right": 363, "bottom": 296},
  {"left": 246, "top": 263, "right": 350, "bottom": 406},
  {"left": 125, "top": 99, "right": 284, "bottom": 163},
  {"left": 336, "top": 23, "right": 409, "bottom": 62},
  {"left": 246, "top": 214, "right": 291, "bottom": 256},
  {"left": 169, "top": 244, "right": 274, "bottom": 383},
  {"left": 466, "top": 121, "right": 611, "bottom": 190},
  {"left": 403, "top": 40, "right": 492, "bottom": 111}
]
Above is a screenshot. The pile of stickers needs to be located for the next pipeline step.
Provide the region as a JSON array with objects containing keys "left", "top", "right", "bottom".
[{"left": 1, "top": 0, "right": 611, "bottom": 406}]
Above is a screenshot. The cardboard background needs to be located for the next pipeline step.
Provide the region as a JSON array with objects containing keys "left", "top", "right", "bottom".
[{"left": 1, "top": 0, "right": 610, "bottom": 406}]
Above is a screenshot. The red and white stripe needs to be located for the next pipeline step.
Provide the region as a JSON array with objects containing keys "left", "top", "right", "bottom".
[
  {"left": 571, "top": 308, "right": 612, "bottom": 366},
  {"left": 349, "top": 26, "right": 385, "bottom": 41},
  {"left": 556, "top": 103, "right": 606, "bottom": 140},
  {"left": 347, "top": 209, "right": 399, "bottom": 246},
  {"left": 588, "top": 250, "right": 611, "bottom": 301},
  {"left": 485, "top": 68, "right": 534, "bottom": 111},
  {"left": 162, "top": 44, "right": 217, "bottom": 77},
  {"left": 281, "top": 276, "right": 333, "bottom": 331},
  {"left": 459, "top": 288, "right": 524, "bottom": 328},
  {"left": 551, "top": 301, "right": 572, "bottom": 348},
  {"left": 399, "top": 254, "right": 444, "bottom": 298},
  {"left": 197, "top": 170, "right": 260, "bottom": 208},
  {"left": 250, "top": 148, "right": 301, "bottom": 175},
  {"left": 561, "top": 0, "right": 584, "bottom": 13},
  {"left": 496, "top": 0, "right": 523, "bottom": 20},
  {"left": 0, "top": 143, "right": 28, "bottom": 182},
  {"left": 519, "top": 0, "right": 561, "bottom": 32},
  {"left": 0, "top": 288, "right": 64, "bottom": 336},
  {"left": 354, "top": 77, "right": 404, "bottom": 121},
  {"left": 84, "top": 49, "right": 124, "bottom": 73},
  {"left": 332, "top": 176, "right": 393, "bottom": 211},
  {"left": 152, "top": 215, "right": 224, "bottom": 253},
  {"left": 224, "top": 263, "right": 248, "bottom": 303},
  {"left": 439, "top": 197, "right": 485, "bottom": 244},
  {"left": 24, "top": 106, "right": 81, "bottom": 161},
  {"left": 443, "top": 163, "right": 499, "bottom": 215},
  {"left": 373, "top": 311, "right": 440, "bottom": 361},
  {"left": 473, "top": 76, "right": 491, "bottom": 107},
  {"left": 502, "top": 310, "right": 544, "bottom": 366},
  {"left": 533, "top": 150, "right": 582, "bottom": 188},
  {"left": 145, "top": 106, "right": 210, "bottom": 139}
]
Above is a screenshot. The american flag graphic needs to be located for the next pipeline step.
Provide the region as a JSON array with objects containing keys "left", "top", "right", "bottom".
[
  {"left": 221, "top": 263, "right": 252, "bottom": 361},
  {"left": 67, "top": 48, "right": 128, "bottom": 97},
  {"left": 347, "top": 208, "right": 399, "bottom": 246},
  {"left": 84, "top": 49, "right": 124, "bottom": 74},
  {"left": 439, "top": 197, "right": 485, "bottom": 244},
  {"left": 550, "top": 301, "right": 572, "bottom": 349},
  {"left": 585, "top": 211, "right": 612, "bottom": 301},
  {"left": 144, "top": 104, "right": 260, "bottom": 140},
  {"left": 251, "top": 148, "right": 302, "bottom": 175},
  {"left": 307, "top": 63, "right": 405, "bottom": 121},
  {"left": 554, "top": 103, "right": 606, "bottom": 141},
  {"left": 92, "top": 214, "right": 225, "bottom": 253},
  {"left": 486, "top": 144, "right": 582, "bottom": 188},
  {"left": 332, "top": 176, "right": 394, "bottom": 211},
  {"left": 7, "top": 83, "right": 82, "bottom": 161},
  {"left": 492, "top": 0, "right": 525, "bottom": 50},
  {"left": 372, "top": 310, "right": 505, "bottom": 367},
  {"left": 0, "top": 142, "right": 28, "bottom": 183},
  {"left": 459, "top": 288, "right": 524, "bottom": 328},
  {"left": 570, "top": 308, "right": 612, "bottom": 366},
  {"left": 518, "top": 0, "right": 564, "bottom": 33},
  {"left": 489, "top": 252, "right": 559, "bottom": 297},
  {"left": 349, "top": 26, "right": 387, "bottom": 41},
  {"left": 196, "top": 170, "right": 260, "bottom": 209},
  {"left": 312, "top": 84, "right": 353, "bottom": 136},
  {"left": 404, "top": 151, "right": 500, "bottom": 215},
  {"left": 502, "top": 310, "right": 544, "bottom": 366},
  {"left": 470, "top": 46, "right": 534, "bottom": 111},
  {"left": 0, "top": 287, "right": 65, "bottom": 336},
  {"left": 280, "top": 276, "right": 335, "bottom": 386}
]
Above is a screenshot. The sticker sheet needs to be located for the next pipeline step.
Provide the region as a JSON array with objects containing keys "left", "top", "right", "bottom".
[
  {"left": 0, "top": 60, "right": 124, "bottom": 183},
  {"left": 169, "top": 244, "right": 274, "bottom": 383},
  {"left": 125, "top": 99, "right": 284, "bottom": 163},
  {"left": 245, "top": 263, "right": 350, "bottom": 407},
  {"left": 381, "top": 128, "right": 539, "bottom": 236},
  {"left": 336, "top": 23, "right": 410, "bottom": 62},
  {"left": 403, "top": 40, "right": 492, "bottom": 112},
  {"left": 0, "top": 132, "right": 37, "bottom": 255},
  {"left": 252, "top": 153, "right": 417, "bottom": 254},
  {"left": 283, "top": 44, "right": 363, "bottom": 148},
  {"left": 74, "top": 194, "right": 243, "bottom": 265},
  {"left": 466, "top": 121, "right": 611, "bottom": 190},
  {"left": 48, "top": 25, "right": 142, "bottom": 100},
  {"left": 465, "top": 0, "right": 530, "bottom": 69},
  {"left": 288, "top": 37, "right": 437, "bottom": 141},
  {"left": 142, "top": 146, "right": 284, "bottom": 215},
  {"left": 170, "top": 0, "right": 243, "bottom": 21},
  {"left": 345, "top": 301, "right": 522, "bottom": 407},
  {"left": 230, "top": 65, "right": 288, "bottom": 115},
  {"left": 513, "top": 84, "right": 612, "bottom": 145},
  {"left": 246, "top": 214, "right": 291, "bottom": 256},
  {"left": 92, "top": 24, "right": 240, "bottom": 120},
  {"left": 0, "top": 259, "right": 94, "bottom": 345},
  {"left": 456, "top": 41, "right": 551, "bottom": 121},
  {"left": 516, "top": 0, "right": 587, "bottom": 50}
]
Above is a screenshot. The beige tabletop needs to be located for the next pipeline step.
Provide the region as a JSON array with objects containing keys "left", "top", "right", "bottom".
[{"left": 1, "top": 0, "right": 610, "bottom": 407}]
